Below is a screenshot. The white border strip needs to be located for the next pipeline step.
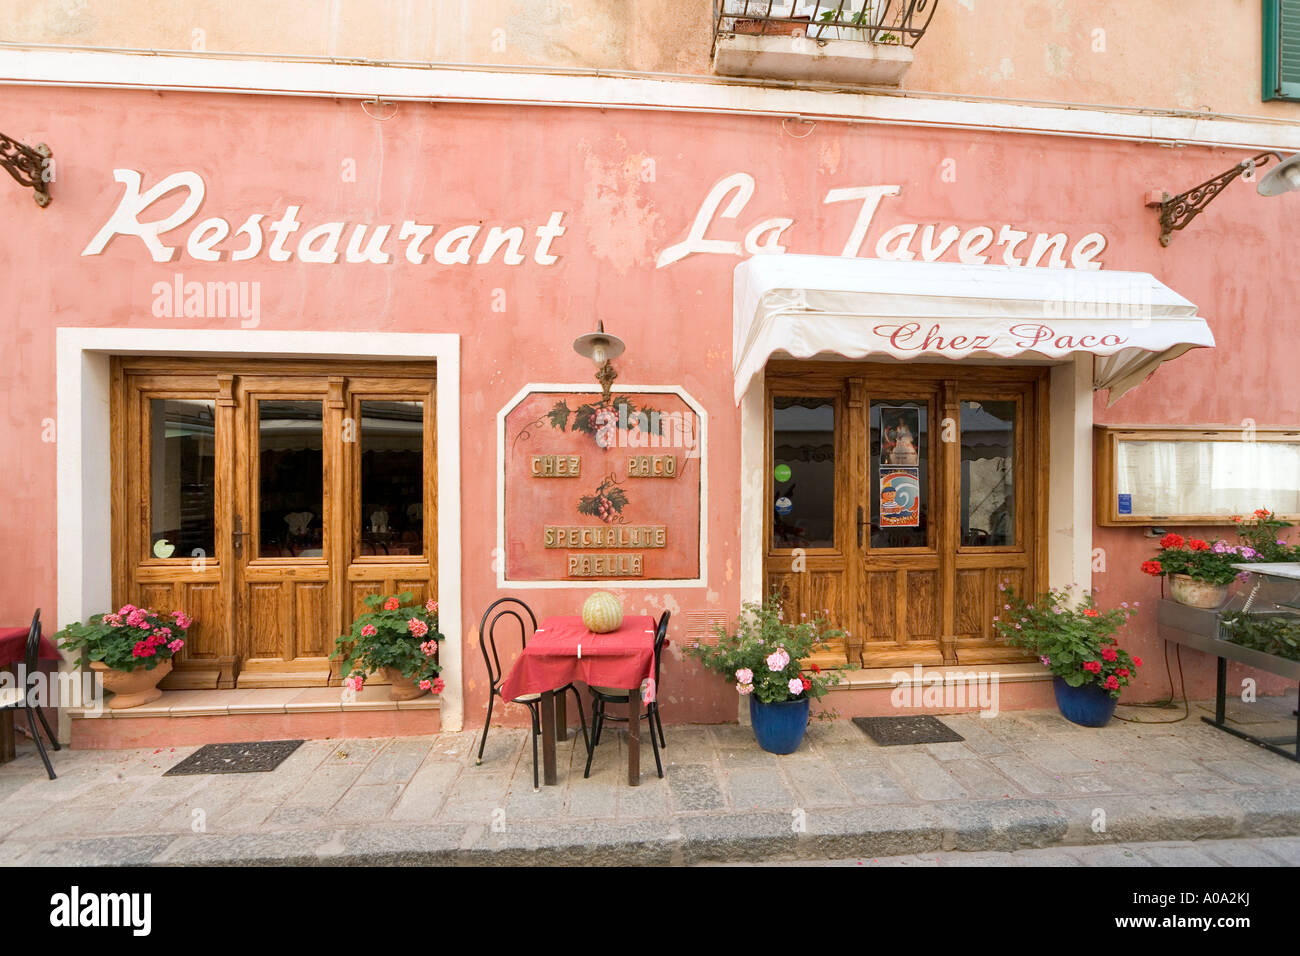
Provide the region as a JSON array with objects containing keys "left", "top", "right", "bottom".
[
  {"left": 6, "top": 48, "right": 1300, "bottom": 152},
  {"left": 55, "top": 328, "right": 465, "bottom": 735},
  {"left": 495, "top": 383, "right": 708, "bottom": 590}
]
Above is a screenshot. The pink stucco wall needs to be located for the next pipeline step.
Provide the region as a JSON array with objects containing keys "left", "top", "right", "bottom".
[{"left": 3, "top": 86, "right": 1298, "bottom": 729}]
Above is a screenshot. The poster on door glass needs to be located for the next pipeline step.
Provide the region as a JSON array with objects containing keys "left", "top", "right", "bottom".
[
  {"left": 879, "top": 406, "right": 920, "bottom": 467},
  {"left": 880, "top": 466, "right": 921, "bottom": 527},
  {"left": 879, "top": 406, "right": 921, "bottom": 527}
]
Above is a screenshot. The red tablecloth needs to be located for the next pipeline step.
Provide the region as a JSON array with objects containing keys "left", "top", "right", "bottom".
[
  {"left": 0, "top": 626, "right": 59, "bottom": 668},
  {"left": 499, "top": 615, "right": 659, "bottom": 704}
]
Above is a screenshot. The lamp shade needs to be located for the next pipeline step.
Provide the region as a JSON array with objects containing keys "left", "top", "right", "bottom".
[
  {"left": 1258, "top": 152, "right": 1300, "bottom": 197},
  {"left": 572, "top": 320, "right": 626, "bottom": 362}
]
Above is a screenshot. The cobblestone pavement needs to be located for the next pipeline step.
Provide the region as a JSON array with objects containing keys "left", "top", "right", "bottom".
[{"left": 2, "top": 696, "right": 1299, "bottom": 865}]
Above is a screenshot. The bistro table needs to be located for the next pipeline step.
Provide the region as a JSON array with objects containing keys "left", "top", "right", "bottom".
[
  {"left": 499, "top": 614, "right": 656, "bottom": 787},
  {"left": 0, "top": 624, "right": 60, "bottom": 764}
]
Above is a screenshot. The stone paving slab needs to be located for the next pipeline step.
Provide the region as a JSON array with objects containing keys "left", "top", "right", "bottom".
[{"left": 4, "top": 698, "right": 1300, "bottom": 865}]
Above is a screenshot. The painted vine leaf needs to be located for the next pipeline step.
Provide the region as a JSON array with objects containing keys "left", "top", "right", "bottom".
[{"left": 546, "top": 400, "right": 572, "bottom": 431}]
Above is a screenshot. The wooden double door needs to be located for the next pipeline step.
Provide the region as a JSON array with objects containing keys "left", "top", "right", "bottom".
[
  {"left": 765, "top": 362, "right": 1047, "bottom": 668},
  {"left": 111, "top": 358, "right": 437, "bottom": 688}
]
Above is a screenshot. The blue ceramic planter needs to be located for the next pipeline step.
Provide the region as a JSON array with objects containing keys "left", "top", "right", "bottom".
[
  {"left": 1053, "top": 676, "right": 1118, "bottom": 728},
  {"left": 749, "top": 695, "right": 811, "bottom": 754}
]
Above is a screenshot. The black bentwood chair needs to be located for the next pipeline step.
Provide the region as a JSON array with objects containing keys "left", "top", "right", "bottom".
[
  {"left": 475, "top": 598, "right": 589, "bottom": 791},
  {"left": 583, "top": 610, "right": 669, "bottom": 780},
  {"left": 0, "top": 610, "right": 60, "bottom": 779}
]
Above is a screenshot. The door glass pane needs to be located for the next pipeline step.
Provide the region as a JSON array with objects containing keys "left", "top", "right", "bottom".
[
  {"left": 258, "top": 400, "right": 324, "bottom": 557},
  {"left": 772, "top": 397, "right": 835, "bottom": 548},
  {"left": 360, "top": 400, "right": 424, "bottom": 556},
  {"left": 149, "top": 399, "right": 215, "bottom": 560},
  {"left": 870, "top": 399, "right": 929, "bottom": 548},
  {"left": 961, "top": 400, "right": 1016, "bottom": 547}
]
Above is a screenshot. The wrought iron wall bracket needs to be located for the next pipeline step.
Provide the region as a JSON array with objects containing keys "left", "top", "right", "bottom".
[
  {"left": 1154, "top": 151, "right": 1281, "bottom": 246},
  {"left": 0, "top": 132, "right": 52, "bottom": 207}
]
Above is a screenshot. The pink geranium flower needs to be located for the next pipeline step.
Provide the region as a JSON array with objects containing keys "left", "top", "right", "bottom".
[
  {"left": 419, "top": 679, "right": 432, "bottom": 691},
  {"left": 167, "top": 639, "right": 184, "bottom": 653},
  {"left": 765, "top": 648, "right": 790, "bottom": 672},
  {"left": 360, "top": 624, "right": 378, "bottom": 638},
  {"left": 426, "top": 599, "right": 438, "bottom": 614},
  {"left": 735, "top": 668, "right": 753, "bottom": 685},
  {"left": 408, "top": 618, "right": 429, "bottom": 638},
  {"left": 787, "top": 677, "right": 804, "bottom": 695},
  {"left": 383, "top": 597, "right": 400, "bottom": 611},
  {"left": 420, "top": 640, "right": 437, "bottom": 657},
  {"left": 343, "top": 674, "right": 365, "bottom": 692},
  {"left": 736, "top": 683, "right": 754, "bottom": 695}
]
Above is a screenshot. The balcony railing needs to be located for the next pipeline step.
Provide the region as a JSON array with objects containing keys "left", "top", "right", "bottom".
[{"left": 711, "top": 1, "right": 938, "bottom": 58}]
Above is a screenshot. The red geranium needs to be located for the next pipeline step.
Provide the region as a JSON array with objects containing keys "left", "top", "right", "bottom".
[
  {"left": 1255, "top": 508, "right": 1272, "bottom": 518},
  {"left": 1083, "top": 608, "right": 1099, "bottom": 618},
  {"left": 383, "top": 597, "right": 400, "bottom": 611},
  {"left": 1141, "top": 560, "right": 1163, "bottom": 576},
  {"left": 800, "top": 676, "right": 812, "bottom": 692},
  {"left": 1104, "top": 675, "right": 1119, "bottom": 690},
  {"left": 1132, "top": 656, "right": 1143, "bottom": 667},
  {"left": 1159, "top": 532, "right": 1185, "bottom": 549},
  {"left": 1117, "top": 667, "right": 1130, "bottom": 677},
  {"left": 1188, "top": 539, "right": 1210, "bottom": 551},
  {"left": 1083, "top": 660, "right": 1102, "bottom": 674},
  {"left": 1102, "top": 647, "right": 1118, "bottom": 662}
]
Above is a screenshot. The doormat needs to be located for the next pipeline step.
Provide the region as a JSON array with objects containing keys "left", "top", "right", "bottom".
[
  {"left": 163, "top": 740, "right": 305, "bottom": 776},
  {"left": 852, "top": 716, "right": 964, "bottom": 746}
]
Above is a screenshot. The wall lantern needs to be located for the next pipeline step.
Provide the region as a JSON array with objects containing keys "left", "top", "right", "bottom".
[
  {"left": 0, "top": 131, "right": 52, "bottom": 207},
  {"left": 1151, "top": 151, "right": 1300, "bottom": 246},
  {"left": 572, "top": 321, "right": 626, "bottom": 404}
]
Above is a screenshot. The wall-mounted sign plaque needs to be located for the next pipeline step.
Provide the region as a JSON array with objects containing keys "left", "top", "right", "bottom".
[{"left": 501, "top": 388, "right": 704, "bottom": 583}]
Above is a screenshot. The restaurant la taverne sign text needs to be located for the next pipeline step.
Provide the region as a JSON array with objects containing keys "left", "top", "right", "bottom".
[
  {"left": 82, "top": 170, "right": 1109, "bottom": 270},
  {"left": 502, "top": 390, "right": 702, "bottom": 583}
]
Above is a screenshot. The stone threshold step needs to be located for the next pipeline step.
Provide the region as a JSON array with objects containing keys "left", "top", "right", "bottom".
[{"left": 67, "top": 684, "right": 441, "bottom": 719}]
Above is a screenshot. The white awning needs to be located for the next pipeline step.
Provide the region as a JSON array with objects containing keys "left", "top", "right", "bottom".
[{"left": 733, "top": 255, "right": 1215, "bottom": 405}]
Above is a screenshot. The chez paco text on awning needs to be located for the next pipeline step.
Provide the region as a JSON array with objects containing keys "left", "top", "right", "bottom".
[{"left": 732, "top": 254, "right": 1215, "bottom": 405}]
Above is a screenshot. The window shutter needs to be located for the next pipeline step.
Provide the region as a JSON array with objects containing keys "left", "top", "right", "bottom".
[{"left": 1264, "top": 0, "right": 1300, "bottom": 101}]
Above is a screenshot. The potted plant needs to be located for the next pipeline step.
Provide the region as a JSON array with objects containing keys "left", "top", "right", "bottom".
[
  {"left": 1231, "top": 507, "right": 1300, "bottom": 562},
  {"left": 688, "top": 593, "right": 840, "bottom": 754},
  {"left": 994, "top": 584, "right": 1142, "bottom": 728},
  {"left": 810, "top": 1, "right": 879, "bottom": 41},
  {"left": 1142, "top": 532, "right": 1256, "bottom": 608},
  {"left": 332, "top": 592, "right": 444, "bottom": 700},
  {"left": 56, "top": 605, "right": 192, "bottom": 709},
  {"left": 724, "top": 0, "right": 810, "bottom": 37}
]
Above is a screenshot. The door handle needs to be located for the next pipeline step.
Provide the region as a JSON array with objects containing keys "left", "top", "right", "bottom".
[
  {"left": 233, "top": 515, "right": 250, "bottom": 556},
  {"left": 857, "top": 506, "right": 866, "bottom": 547}
]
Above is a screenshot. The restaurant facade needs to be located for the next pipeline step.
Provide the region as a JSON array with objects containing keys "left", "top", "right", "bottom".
[{"left": 4, "top": 41, "right": 1300, "bottom": 746}]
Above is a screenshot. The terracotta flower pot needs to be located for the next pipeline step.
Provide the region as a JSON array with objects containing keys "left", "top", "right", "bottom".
[
  {"left": 91, "top": 659, "right": 172, "bottom": 709},
  {"left": 1169, "top": 574, "right": 1229, "bottom": 609},
  {"left": 383, "top": 667, "right": 428, "bottom": 701}
]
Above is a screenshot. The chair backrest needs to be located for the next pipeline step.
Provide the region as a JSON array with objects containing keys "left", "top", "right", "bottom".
[
  {"left": 22, "top": 609, "right": 42, "bottom": 692},
  {"left": 477, "top": 598, "right": 537, "bottom": 692},
  {"left": 652, "top": 610, "right": 670, "bottom": 688}
]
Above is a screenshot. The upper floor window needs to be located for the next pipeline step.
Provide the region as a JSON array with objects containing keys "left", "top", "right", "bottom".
[{"left": 1263, "top": 0, "right": 1300, "bottom": 101}]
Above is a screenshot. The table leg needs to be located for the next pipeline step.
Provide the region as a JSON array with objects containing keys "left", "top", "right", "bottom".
[
  {"left": 539, "top": 690, "right": 558, "bottom": 786},
  {"left": 626, "top": 686, "right": 640, "bottom": 787},
  {"left": 555, "top": 691, "right": 567, "bottom": 742},
  {"left": 0, "top": 710, "right": 14, "bottom": 764}
]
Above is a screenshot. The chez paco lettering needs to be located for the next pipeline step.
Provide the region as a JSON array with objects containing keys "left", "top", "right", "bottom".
[
  {"left": 546, "top": 526, "right": 666, "bottom": 549},
  {"left": 626, "top": 454, "right": 677, "bottom": 477},
  {"left": 530, "top": 454, "right": 581, "bottom": 477},
  {"left": 873, "top": 322, "right": 1130, "bottom": 354}
]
